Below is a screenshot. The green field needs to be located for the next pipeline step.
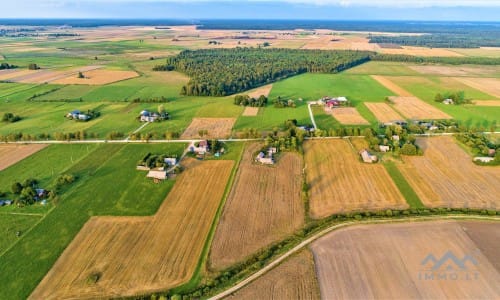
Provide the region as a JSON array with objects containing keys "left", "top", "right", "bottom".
[
  {"left": 0, "top": 214, "right": 42, "bottom": 254},
  {"left": 0, "top": 143, "right": 186, "bottom": 299}
]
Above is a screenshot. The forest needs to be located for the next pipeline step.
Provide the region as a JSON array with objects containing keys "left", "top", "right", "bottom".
[
  {"left": 369, "top": 33, "right": 500, "bottom": 48},
  {"left": 154, "top": 48, "right": 371, "bottom": 96}
]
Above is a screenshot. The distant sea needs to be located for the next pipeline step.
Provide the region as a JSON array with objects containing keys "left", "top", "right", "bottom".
[{"left": 0, "top": 19, "right": 499, "bottom": 33}]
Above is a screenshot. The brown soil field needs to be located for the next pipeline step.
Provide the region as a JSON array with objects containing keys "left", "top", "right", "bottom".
[
  {"left": 241, "top": 106, "right": 259, "bottom": 116},
  {"left": 398, "top": 137, "right": 500, "bottom": 209},
  {"left": 53, "top": 69, "right": 139, "bottom": 85},
  {"left": 311, "top": 220, "right": 500, "bottom": 300},
  {"left": 409, "top": 65, "right": 500, "bottom": 77},
  {"left": 210, "top": 143, "right": 304, "bottom": 270},
  {"left": 371, "top": 75, "right": 413, "bottom": 96},
  {"left": 329, "top": 107, "right": 369, "bottom": 125},
  {"left": 0, "top": 144, "right": 48, "bottom": 171},
  {"left": 246, "top": 84, "right": 273, "bottom": 99},
  {"left": 304, "top": 139, "right": 407, "bottom": 219},
  {"left": 380, "top": 46, "right": 464, "bottom": 57},
  {"left": 389, "top": 96, "right": 452, "bottom": 120},
  {"left": 364, "top": 102, "right": 404, "bottom": 123},
  {"left": 30, "top": 160, "right": 234, "bottom": 300},
  {"left": 453, "top": 77, "right": 500, "bottom": 98},
  {"left": 473, "top": 100, "right": 500, "bottom": 106},
  {"left": 181, "top": 118, "right": 236, "bottom": 139},
  {"left": 226, "top": 250, "right": 320, "bottom": 300}
]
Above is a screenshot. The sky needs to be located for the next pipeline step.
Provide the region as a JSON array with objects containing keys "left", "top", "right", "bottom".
[{"left": 3, "top": 0, "right": 500, "bottom": 21}]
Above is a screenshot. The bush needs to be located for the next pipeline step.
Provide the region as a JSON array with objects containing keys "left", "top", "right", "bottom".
[{"left": 400, "top": 143, "right": 417, "bottom": 155}]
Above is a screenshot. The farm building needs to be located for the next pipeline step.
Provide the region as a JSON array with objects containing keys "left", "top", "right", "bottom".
[
  {"left": 379, "top": 145, "right": 390, "bottom": 152},
  {"left": 443, "top": 98, "right": 454, "bottom": 105},
  {"left": 139, "top": 110, "right": 170, "bottom": 122},
  {"left": 189, "top": 140, "right": 209, "bottom": 154},
  {"left": 0, "top": 200, "right": 12, "bottom": 206},
  {"left": 256, "top": 147, "right": 275, "bottom": 165},
  {"left": 164, "top": 157, "right": 177, "bottom": 166},
  {"left": 474, "top": 157, "right": 495, "bottom": 163},
  {"left": 359, "top": 149, "right": 377, "bottom": 163},
  {"left": 66, "top": 110, "right": 90, "bottom": 121},
  {"left": 147, "top": 170, "right": 167, "bottom": 182}
]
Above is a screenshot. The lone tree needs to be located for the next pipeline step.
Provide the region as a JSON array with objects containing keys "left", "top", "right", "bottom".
[
  {"left": 198, "top": 129, "right": 208, "bottom": 138},
  {"left": 158, "top": 104, "right": 165, "bottom": 114},
  {"left": 77, "top": 72, "right": 84, "bottom": 79},
  {"left": 28, "top": 63, "right": 39, "bottom": 70}
]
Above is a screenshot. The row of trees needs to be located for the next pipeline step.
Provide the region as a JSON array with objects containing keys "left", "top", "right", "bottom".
[
  {"left": 371, "top": 53, "right": 500, "bottom": 65},
  {"left": 154, "top": 48, "right": 371, "bottom": 96},
  {"left": 456, "top": 132, "right": 499, "bottom": 158},
  {"left": 369, "top": 34, "right": 500, "bottom": 48},
  {"left": 0, "top": 63, "right": 17, "bottom": 70},
  {"left": 2, "top": 112, "right": 21, "bottom": 123},
  {"left": 233, "top": 94, "right": 268, "bottom": 107},
  {"left": 434, "top": 91, "right": 471, "bottom": 105}
]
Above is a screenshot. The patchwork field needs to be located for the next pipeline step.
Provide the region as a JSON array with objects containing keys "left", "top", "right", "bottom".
[
  {"left": 364, "top": 102, "right": 404, "bottom": 122},
  {"left": 53, "top": 69, "right": 139, "bottom": 85},
  {"left": 453, "top": 77, "right": 500, "bottom": 98},
  {"left": 329, "top": 107, "right": 370, "bottom": 125},
  {"left": 210, "top": 143, "right": 304, "bottom": 270},
  {"left": 5, "top": 66, "right": 102, "bottom": 84},
  {"left": 228, "top": 250, "right": 320, "bottom": 300},
  {"left": 241, "top": 106, "right": 259, "bottom": 116},
  {"left": 398, "top": 137, "right": 500, "bottom": 209},
  {"left": 246, "top": 84, "right": 273, "bottom": 99},
  {"left": 311, "top": 220, "right": 500, "bottom": 300},
  {"left": 181, "top": 118, "right": 236, "bottom": 139},
  {"left": 409, "top": 65, "right": 500, "bottom": 77},
  {"left": 473, "top": 100, "right": 500, "bottom": 107},
  {"left": 0, "top": 144, "right": 48, "bottom": 171},
  {"left": 30, "top": 159, "right": 234, "bottom": 299},
  {"left": 371, "top": 75, "right": 413, "bottom": 96},
  {"left": 379, "top": 46, "right": 464, "bottom": 57},
  {"left": 389, "top": 96, "right": 452, "bottom": 119},
  {"left": 304, "top": 139, "right": 408, "bottom": 219}
]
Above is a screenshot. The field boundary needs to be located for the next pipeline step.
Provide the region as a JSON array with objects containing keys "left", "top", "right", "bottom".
[{"left": 208, "top": 215, "right": 500, "bottom": 300}]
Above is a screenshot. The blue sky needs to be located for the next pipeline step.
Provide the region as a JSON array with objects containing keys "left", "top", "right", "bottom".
[{"left": 3, "top": 0, "right": 500, "bottom": 21}]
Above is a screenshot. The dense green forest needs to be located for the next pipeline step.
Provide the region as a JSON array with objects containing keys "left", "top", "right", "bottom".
[
  {"left": 369, "top": 33, "right": 500, "bottom": 48},
  {"left": 154, "top": 48, "right": 371, "bottom": 96}
]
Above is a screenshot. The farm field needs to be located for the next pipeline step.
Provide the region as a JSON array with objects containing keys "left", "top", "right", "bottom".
[
  {"left": 311, "top": 220, "right": 500, "bottom": 300},
  {"left": 304, "top": 139, "right": 408, "bottom": 219},
  {"left": 245, "top": 83, "right": 273, "bottom": 99},
  {"left": 409, "top": 65, "right": 500, "bottom": 77},
  {"left": 398, "top": 137, "right": 500, "bottom": 209},
  {"left": 31, "top": 159, "right": 234, "bottom": 299},
  {"left": 52, "top": 69, "right": 139, "bottom": 85},
  {"left": 0, "top": 143, "right": 187, "bottom": 300},
  {"left": 389, "top": 96, "right": 452, "bottom": 120},
  {"left": 452, "top": 77, "right": 500, "bottom": 98},
  {"left": 241, "top": 106, "right": 259, "bottom": 116},
  {"left": 228, "top": 250, "right": 320, "bottom": 300},
  {"left": 209, "top": 143, "right": 304, "bottom": 270},
  {"left": 181, "top": 118, "right": 236, "bottom": 139},
  {"left": 473, "top": 100, "right": 500, "bottom": 106},
  {"left": 371, "top": 75, "right": 413, "bottom": 96},
  {"left": 379, "top": 45, "right": 464, "bottom": 57},
  {"left": 329, "top": 107, "right": 370, "bottom": 125},
  {"left": 0, "top": 214, "right": 42, "bottom": 254},
  {"left": 364, "top": 102, "right": 404, "bottom": 122},
  {"left": 0, "top": 144, "right": 48, "bottom": 171}
]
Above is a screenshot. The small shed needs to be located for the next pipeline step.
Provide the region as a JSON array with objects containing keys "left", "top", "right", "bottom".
[
  {"left": 379, "top": 145, "right": 390, "bottom": 152},
  {"left": 474, "top": 157, "right": 494, "bottom": 163},
  {"left": 164, "top": 158, "right": 177, "bottom": 166},
  {"left": 147, "top": 170, "right": 167, "bottom": 182},
  {"left": 360, "top": 149, "right": 377, "bottom": 163}
]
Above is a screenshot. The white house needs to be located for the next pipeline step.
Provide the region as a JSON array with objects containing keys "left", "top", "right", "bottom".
[{"left": 379, "top": 145, "right": 390, "bottom": 152}]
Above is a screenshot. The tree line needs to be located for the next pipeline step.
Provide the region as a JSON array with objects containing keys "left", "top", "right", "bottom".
[
  {"left": 0, "top": 63, "right": 17, "bottom": 70},
  {"left": 369, "top": 33, "right": 500, "bottom": 48},
  {"left": 154, "top": 48, "right": 372, "bottom": 96},
  {"left": 370, "top": 53, "right": 500, "bottom": 65}
]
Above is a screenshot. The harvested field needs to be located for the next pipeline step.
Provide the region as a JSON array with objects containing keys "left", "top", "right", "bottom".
[
  {"left": 364, "top": 102, "right": 404, "bottom": 123},
  {"left": 389, "top": 96, "right": 452, "bottom": 120},
  {"left": 304, "top": 139, "right": 407, "bottom": 219},
  {"left": 181, "top": 118, "right": 236, "bottom": 139},
  {"left": 3, "top": 66, "right": 103, "bottom": 84},
  {"left": 30, "top": 160, "right": 234, "bottom": 300},
  {"left": 349, "top": 137, "right": 369, "bottom": 152},
  {"left": 210, "top": 143, "right": 304, "bottom": 270},
  {"left": 242, "top": 106, "right": 259, "bottom": 116},
  {"left": 0, "top": 144, "right": 48, "bottom": 171},
  {"left": 453, "top": 77, "right": 500, "bottom": 98},
  {"left": 371, "top": 75, "right": 413, "bottom": 96},
  {"left": 329, "top": 107, "right": 369, "bottom": 125},
  {"left": 473, "top": 100, "right": 500, "bottom": 106},
  {"left": 409, "top": 65, "right": 500, "bottom": 77},
  {"left": 227, "top": 250, "right": 319, "bottom": 300},
  {"left": 0, "top": 69, "right": 37, "bottom": 81},
  {"left": 246, "top": 84, "right": 273, "bottom": 99},
  {"left": 380, "top": 46, "right": 464, "bottom": 57},
  {"left": 311, "top": 220, "right": 500, "bottom": 300},
  {"left": 53, "top": 69, "right": 139, "bottom": 85},
  {"left": 398, "top": 137, "right": 500, "bottom": 209}
]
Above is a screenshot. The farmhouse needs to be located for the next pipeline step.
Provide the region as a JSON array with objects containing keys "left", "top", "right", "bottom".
[
  {"left": 256, "top": 147, "right": 276, "bottom": 165},
  {"left": 359, "top": 149, "right": 377, "bottom": 163},
  {"left": 139, "top": 110, "right": 169, "bottom": 122},
  {"left": 66, "top": 110, "right": 90, "bottom": 121},
  {"left": 189, "top": 140, "right": 209, "bottom": 154},
  {"left": 379, "top": 145, "right": 390, "bottom": 152},
  {"left": 147, "top": 170, "right": 167, "bottom": 182},
  {"left": 164, "top": 157, "right": 177, "bottom": 166},
  {"left": 443, "top": 98, "right": 454, "bottom": 105}
]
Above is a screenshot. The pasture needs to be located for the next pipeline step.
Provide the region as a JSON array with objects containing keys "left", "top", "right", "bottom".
[
  {"left": 209, "top": 143, "right": 304, "bottom": 270},
  {"left": 398, "top": 137, "right": 500, "bottom": 209},
  {"left": 0, "top": 144, "right": 48, "bottom": 171},
  {"left": 0, "top": 214, "right": 42, "bottom": 254},
  {"left": 311, "top": 220, "right": 500, "bottom": 300},
  {"left": 31, "top": 159, "right": 234, "bottom": 299},
  {"left": 230, "top": 250, "right": 320, "bottom": 300},
  {"left": 304, "top": 139, "right": 407, "bottom": 219}
]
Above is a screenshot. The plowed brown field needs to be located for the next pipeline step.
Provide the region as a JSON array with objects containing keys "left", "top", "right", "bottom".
[
  {"left": 398, "top": 137, "right": 500, "bottom": 209},
  {"left": 0, "top": 144, "right": 48, "bottom": 171},
  {"left": 304, "top": 140, "right": 407, "bottom": 219},
  {"left": 181, "top": 118, "right": 236, "bottom": 139},
  {"left": 311, "top": 220, "right": 500, "bottom": 300},
  {"left": 30, "top": 159, "right": 234, "bottom": 300},
  {"left": 364, "top": 102, "right": 404, "bottom": 123},
  {"left": 227, "top": 250, "right": 320, "bottom": 300},
  {"left": 210, "top": 143, "right": 304, "bottom": 270}
]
